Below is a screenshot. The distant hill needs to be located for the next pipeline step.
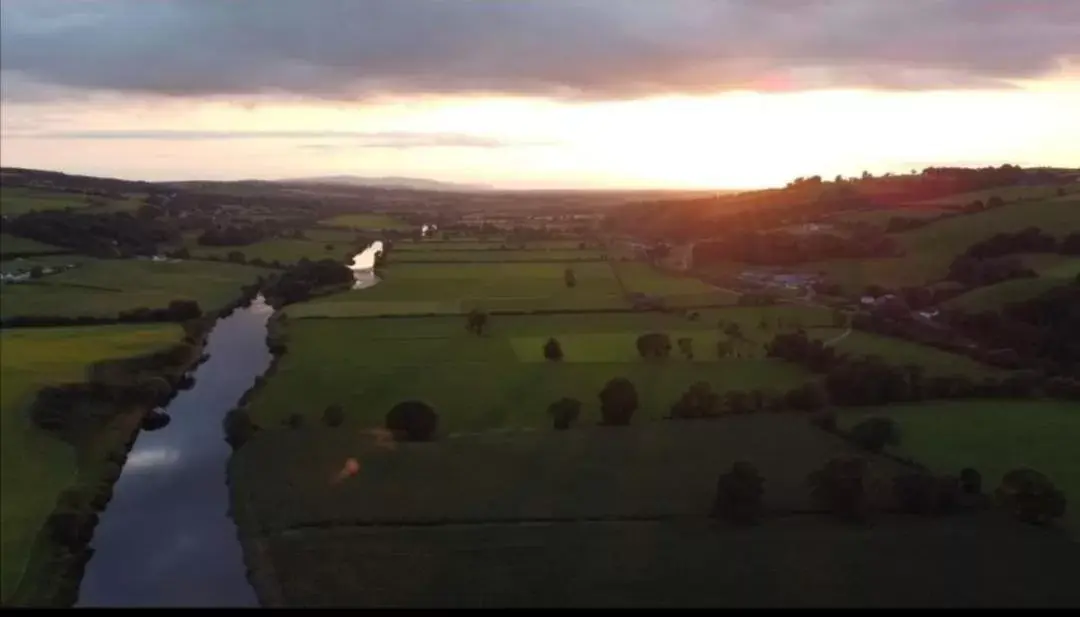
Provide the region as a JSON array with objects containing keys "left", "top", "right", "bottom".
[{"left": 275, "top": 175, "right": 493, "bottom": 192}]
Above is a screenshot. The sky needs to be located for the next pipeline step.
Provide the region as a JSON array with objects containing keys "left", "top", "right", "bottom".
[{"left": 1, "top": 0, "right": 1079, "bottom": 190}]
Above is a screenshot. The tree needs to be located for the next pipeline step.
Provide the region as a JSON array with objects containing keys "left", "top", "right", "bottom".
[
  {"left": 636, "top": 333, "right": 672, "bottom": 359},
  {"left": 809, "top": 411, "right": 837, "bottom": 432},
  {"left": 564, "top": 267, "right": 577, "bottom": 288},
  {"left": 322, "top": 404, "right": 344, "bottom": 428},
  {"left": 466, "top": 309, "right": 488, "bottom": 336},
  {"left": 712, "top": 462, "right": 765, "bottom": 524},
  {"left": 849, "top": 417, "right": 900, "bottom": 453},
  {"left": 677, "top": 337, "right": 694, "bottom": 359},
  {"left": 386, "top": 401, "right": 439, "bottom": 441},
  {"left": 716, "top": 339, "right": 733, "bottom": 359},
  {"left": 223, "top": 408, "right": 257, "bottom": 450},
  {"left": 724, "top": 323, "right": 743, "bottom": 340},
  {"left": 724, "top": 389, "right": 750, "bottom": 415},
  {"left": 285, "top": 413, "right": 305, "bottom": 429},
  {"left": 832, "top": 310, "right": 848, "bottom": 328},
  {"left": 994, "top": 468, "right": 1066, "bottom": 525},
  {"left": 893, "top": 472, "right": 959, "bottom": 516},
  {"left": 166, "top": 299, "right": 202, "bottom": 321},
  {"left": 29, "top": 266, "right": 44, "bottom": 279},
  {"left": 960, "top": 468, "right": 982, "bottom": 495},
  {"left": 548, "top": 398, "right": 581, "bottom": 430},
  {"left": 986, "top": 195, "right": 1005, "bottom": 209},
  {"left": 808, "top": 457, "right": 873, "bottom": 523},
  {"left": 543, "top": 337, "right": 564, "bottom": 361},
  {"left": 135, "top": 376, "right": 172, "bottom": 405},
  {"left": 670, "top": 382, "right": 719, "bottom": 418},
  {"left": 599, "top": 377, "right": 638, "bottom": 426}
]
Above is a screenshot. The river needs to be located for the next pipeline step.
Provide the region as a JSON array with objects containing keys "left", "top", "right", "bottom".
[{"left": 76, "top": 243, "right": 383, "bottom": 607}]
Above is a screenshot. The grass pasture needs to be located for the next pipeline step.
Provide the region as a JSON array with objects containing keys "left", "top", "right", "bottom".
[
  {"left": 944, "top": 256, "right": 1080, "bottom": 311},
  {"left": 0, "top": 323, "right": 182, "bottom": 602},
  {"left": 245, "top": 310, "right": 826, "bottom": 432},
  {"left": 232, "top": 421, "right": 1080, "bottom": 607},
  {"left": 395, "top": 240, "right": 594, "bottom": 252},
  {"left": 1, "top": 259, "right": 269, "bottom": 320},
  {"left": 0, "top": 187, "right": 143, "bottom": 216},
  {"left": 815, "top": 329, "right": 1004, "bottom": 378},
  {"left": 393, "top": 249, "right": 606, "bottom": 263},
  {"left": 839, "top": 400, "right": 1080, "bottom": 533},
  {"left": 287, "top": 262, "right": 630, "bottom": 317},
  {"left": 321, "top": 214, "right": 413, "bottom": 231},
  {"left": 914, "top": 184, "right": 1080, "bottom": 207},
  {"left": 0, "top": 235, "right": 69, "bottom": 257}
]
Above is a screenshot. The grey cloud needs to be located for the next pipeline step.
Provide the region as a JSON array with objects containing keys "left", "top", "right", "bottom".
[
  {"left": 1, "top": 0, "right": 1078, "bottom": 101},
  {"left": 6, "top": 129, "right": 550, "bottom": 148}
]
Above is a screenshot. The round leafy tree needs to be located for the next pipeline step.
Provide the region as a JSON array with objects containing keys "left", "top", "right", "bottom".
[
  {"left": 386, "top": 401, "right": 439, "bottom": 441},
  {"left": 599, "top": 377, "right": 638, "bottom": 426}
]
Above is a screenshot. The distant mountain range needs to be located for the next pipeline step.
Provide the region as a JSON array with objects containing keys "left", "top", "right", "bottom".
[{"left": 275, "top": 175, "right": 493, "bottom": 192}]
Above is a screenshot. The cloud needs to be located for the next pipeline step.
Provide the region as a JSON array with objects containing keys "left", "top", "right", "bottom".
[
  {"left": 7, "top": 129, "right": 553, "bottom": 149},
  {"left": 1, "top": 0, "right": 1078, "bottom": 102}
]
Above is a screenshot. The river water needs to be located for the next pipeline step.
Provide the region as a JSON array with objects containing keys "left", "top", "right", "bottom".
[{"left": 75, "top": 244, "right": 382, "bottom": 607}]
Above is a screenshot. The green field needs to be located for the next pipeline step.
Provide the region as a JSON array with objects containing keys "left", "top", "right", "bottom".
[
  {"left": 944, "top": 256, "right": 1080, "bottom": 311},
  {"left": 0, "top": 187, "right": 143, "bottom": 216},
  {"left": 321, "top": 214, "right": 413, "bottom": 230},
  {"left": 915, "top": 184, "right": 1080, "bottom": 206},
  {"left": 0, "top": 235, "right": 68, "bottom": 256},
  {"left": 288, "top": 262, "right": 630, "bottom": 317},
  {"left": 245, "top": 311, "right": 822, "bottom": 432},
  {"left": 839, "top": 401, "right": 1080, "bottom": 533},
  {"left": 804, "top": 199, "right": 1080, "bottom": 293},
  {"left": 0, "top": 323, "right": 181, "bottom": 601},
  {"left": 1, "top": 259, "right": 269, "bottom": 320},
  {"left": 393, "top": 249, "right": 605, "bottom": 263},
  {"left": 395, "top": 240, "right": 594, "bottom": 252},
  {"left": 232, "top": 420, "right": 1080, "bottom": 607},
  {"left": 189, "top": 238, "right": 357, "bottom": 264},
  {"left": 814, "top": 329, "right": 1004, "bottom": 378}
]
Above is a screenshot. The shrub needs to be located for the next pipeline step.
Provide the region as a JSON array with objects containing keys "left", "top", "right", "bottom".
[
  {"left": 543, "top": 338, "right": 564, "bottom": 362},
  {"left": 848, "top": 417, "right": 900, "bottom": 453},
  {"left": 994, "top": 468, "right": 1066, "bottom": 525},
  {"left": 322, "top": 404, "right": 344, "bottom": 428},
  {"left": 677, "top": 337, "right": 694, "bottom": 359},
  {"left": 808, "top": 457, "right": 873, "bottom": 523},
  {"left": 548, "top": 398, "right": 581, "bottom": 430},
  {"left": 712, "top": 462, "right": 765, "bottom": 525},
  {"left": 636, "top": 333, "right": 672, "bottom": 359},
  {"left": 670, "top": 382, "right": 720, "bottom": 419},
  {"left": 599, "top": 377, "right": 638, "bottom": 426},
  {"left": 386, "top": 401, "right": 439, "bottom": 441}
]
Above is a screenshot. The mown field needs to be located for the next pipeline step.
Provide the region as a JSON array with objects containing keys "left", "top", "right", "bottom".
[
  {"left": 0, "top": 235, "right": 69, "bottom": 256},
  {"left": 232, "top": 422, "right": 1080, "bottom": 607},
  {"left": 287, "top": 262, "right": 630, "bottom": 317},
  {"left": 395, "top": 240, "right": 595, "bottom": 252},
  {"left": 804, "top": 198, "right": 1080, "bottom": 293},
  {"left": 247, "top": 307, "right": 837, "bottom": 431},
  {"left": 839, "top": 401, "right": 1080, "bottom": 533},
  {"left": 0, "top": 259, "right": 269, "bottom": 319},
  {"left": 392, "top": 249, "right": 606, "bottom": 263},
  {"left": 0, "top": 323, "right": 182, "bottom": 602},
  {"left": 321, "top": 214, "right": 413, "bottom": 230},
  {"left": 944, "top": 256, "right": 1080, "bottom": 311},
  {"left": 189, "top": 238, "right": 358, "bottom": 264},
  {"left": 614, "top": 262, "right": 741, "bottom": 307}
]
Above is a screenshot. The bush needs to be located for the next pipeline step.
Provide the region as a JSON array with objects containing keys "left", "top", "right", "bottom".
[
  {"left": 848, "top": 417, "right": 900, "bottom": 453},
  {"left": 677, "top": 337, "right": 694, "bottom": 360},
  {"left": 636, "top": 332, "right": 672, "bottom": 359},
  {"left": 599, "top": 377, "right": 638, "bottom": 426},
  {"left": 284, "top": 413, "right": 305, "bottom": 429},
  {"left": 712, "top": 462, "right": 765, "bottom": 525},
  {"left": 670, "top": 382, "right": 720, "bottom": 419},
  {"left": 994, "top": 468, "right": 1066, "bottom": 525},
  {"left": 543, "top": 338, "right": 564, "bottom": 362},
  {"left": 322, "top": 404, "right": 344, "bottom": 428},
  {"left": 223, "top": 408, "right": 257, "bottom": 449},
  {"left": 548, "top": 398, "right": 581, "bottom": 430},
  {"left": 808, "top": 457, "right": 873, "bottom": 523},
  {"left": 386, "top": 401, "right": 439, "bottom": 441}
]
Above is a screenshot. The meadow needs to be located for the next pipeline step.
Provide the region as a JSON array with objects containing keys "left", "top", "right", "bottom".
[
  {"left": 0, "top": 259, "right": 270, "bottom": 320},
  {"left": 395, "top": 240, "right": 594, "bottom": 251},
  {"left": 0, "top": 323, "right": 182, "bottom": 602},
  {"left": 839, "top": 400, "right": 1080, "bottom": 533},
  {"left": 392, "top": 249, "right": 606, "bottom": 263},
  {"left": 815, "top": 329, "right": 1005, "bottom": 378},
  {"left": 245, "top": 307, "right": 838, "bottom": 431},
  {"left": 914, "top": 184, "right": 1080, "bottom": 206},
  {"left": 321, "top": 214, "right": 413, "bottom": 230}
]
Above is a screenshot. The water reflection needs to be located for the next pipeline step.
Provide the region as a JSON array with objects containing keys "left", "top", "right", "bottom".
[
  {"left": 349, "top": 241, "right": 383, "bottom": 290},
  {"left": 123, "top": 447, "right": 181, "bottom": 473}
]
